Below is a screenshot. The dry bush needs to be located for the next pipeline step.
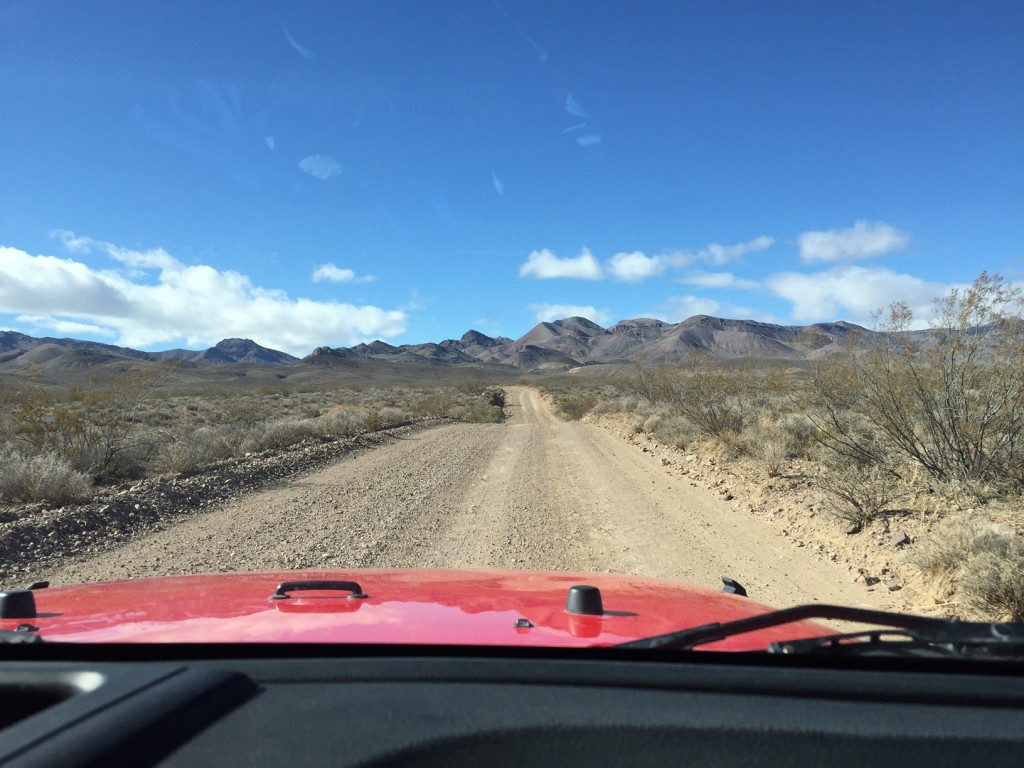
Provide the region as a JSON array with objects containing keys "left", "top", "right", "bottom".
[
  {"left": 316, "top": 409, "right": 364, "bottom": 438},
  {"left": 814, "top": 453, "right": 907, "bottom": 530},
  {"left": 245, "top": 418, "right": 321, "bottom": 452},
  {"left": 554, "top": 393, "right": 598, "bottom": 421},
  {"left": 654, "top": 416, "right": 697, "bottom": 449},
  {"left": 746, "top": 416, "right": 816, "bottom": 477},
  {"left": 774, "top": 413, "right": 817, "bottom": 459},
  {"left": 909, "top": 519, "right": 1024, "bottom": 621},
  {"left": 698, "top": 431, "right": 751, "bottom": 460},
  {"left": 627, "top": 355, "right": 782, "bottom": 438},
  {"left": 805, "top": 272, "right": 1024, "bottom": 495},
  {"left": 10, "top": 366, "right": 173, "bottom": 481},
  {"left": 749, "top": 427, "right": 790, "bottom": 477},
  {"left": 362, "top": 408, "right": 385, "bottom": 432},
  {"left": 959, "top": 535, "right": 1024, "bottom": 621},
  {"left": 413, "top": 389, "right": 456, "bottom": 419},
  {"left": 450, "top": 401, "right": 504, "bottom": 423},
  {"left": 643, "top": 413, "right": 662, "bottom": 434},
  {"left": 0, "top": 448, "right": 91, "bottom": 503},
  {"left": 376, "top": 406, "right": 411, "bottom": 426}
]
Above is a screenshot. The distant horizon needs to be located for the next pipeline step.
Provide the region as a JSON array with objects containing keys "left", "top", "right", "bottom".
[{"left": 3, "top": 311, "right": 877, "bottom": 358}]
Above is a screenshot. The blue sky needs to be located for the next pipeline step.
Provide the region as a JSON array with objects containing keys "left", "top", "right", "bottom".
[{"left": 1, "top": 1, "right": 1022, "bottom": 355}]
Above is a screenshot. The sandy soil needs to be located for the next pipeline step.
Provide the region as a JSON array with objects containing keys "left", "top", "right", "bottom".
[{"left": 46, "top": 388, "right": 894, "bottom": 611}]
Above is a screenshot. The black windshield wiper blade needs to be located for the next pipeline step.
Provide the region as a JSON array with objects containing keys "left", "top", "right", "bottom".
[
  {"left": 614, "top": 604, "right": 973, "bottom": 651},
  {"left": 768, "top": 622, "right": 1024, "bottom": 659},
  {"left": 0, "top": 628, "right": 43, "bottom": 644}
]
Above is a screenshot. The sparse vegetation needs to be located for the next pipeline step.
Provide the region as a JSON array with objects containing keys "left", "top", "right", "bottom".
[
  {"left": 910, "top": 519, "right": 1024, "bottom": 621},
  {"left": 813, "top": 452, "right": 908, "bottom": 531},
  {"left": 0, "top": 447, "right": 91, "bottom": 503},
  {"left": 1, "top": 376, "right": 507, "bottom": 492}
]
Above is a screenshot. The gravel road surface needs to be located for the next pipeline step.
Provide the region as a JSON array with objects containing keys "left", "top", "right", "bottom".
[{"left": 46, "top": 387, "right": 886, "bottom": 610}]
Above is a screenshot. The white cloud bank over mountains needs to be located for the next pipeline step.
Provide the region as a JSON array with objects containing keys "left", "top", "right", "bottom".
[
  {"left": 0, "top": 232, "right": 405, "bottom": 355},
  {"left": 529, "top": 303, "right": 610, "bottom": 325},
  {"left": 765, "top": 265, "right": 956, "bottom": 323}
]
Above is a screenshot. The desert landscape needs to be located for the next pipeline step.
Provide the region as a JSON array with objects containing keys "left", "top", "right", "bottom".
[{"left": 2, "top": 274, "right": 1023, "bottom": 622}]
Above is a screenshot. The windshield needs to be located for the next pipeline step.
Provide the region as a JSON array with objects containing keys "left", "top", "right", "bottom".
[{"left": 1, "top": 2, "right": 1023, "bottom": 650}]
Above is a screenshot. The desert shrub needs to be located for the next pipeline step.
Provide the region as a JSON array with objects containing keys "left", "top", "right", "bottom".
[
  {"left": 0, "top": 448, "right": 91, "bottom": 503},
  {"left": 701, "top": 430, "right": 752, "bottom": 460},
  {"left": 451, "top": 401, "right": 504, "bottom": 423},
  {"left": 774, "top": 413, "right": 817, "bottom": 459},
  {"left": 805, "top": 272, "right": 1024, "bottom": 493},
  {"left": 317, "top": 409, "right": 364, "bottom": 438},
  {"left": 590, "top": 397, "right": 622, "bottom": 415},
  {"left": 554, "top": 393, "right": 597, "bottom": 421},
  {"left": 627, "top": 355, "right": 782, "bottom": 437},
  {"left": 654, "top": 416, "right": 697, "bottom": 449},
  {"left": 958, "top": 534, "right": 1024, "bottom": 621},
  {"left": 153, "top": 427, "right": 234, "bottom": 474},
  {"left": 11, "top": 366, "right": 172, "bottom": 481},
  {"left": 363, "top": 408, "right": 385, "bottom": 432},
  {"left": 909, "top": 519, "right": 1024, "bottom": 621},
  {"left": 814, "top": 452, "right": 907, "bottom": 530},
  {"left": 749, "top": 426, "right": 790, "bottom": 477},
  {"left": 244, "top": 418, "right": 320, "bottom": 452},
  {"left": 377, "top": 406, "right": 411, "bottom": 425},
  {"left": 413, "top": 389, "right": 456, "bottom": 419}
]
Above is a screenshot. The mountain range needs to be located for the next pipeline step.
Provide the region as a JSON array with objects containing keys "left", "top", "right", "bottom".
[
  {"left": 0, "top": 333, "right": 296, "bottom": 374},
  {"left": 310, "top": 315, "right": 874, "bottom": 370},
  {"left": 0, "top": 315, "right": 912, "bottom": 376}
]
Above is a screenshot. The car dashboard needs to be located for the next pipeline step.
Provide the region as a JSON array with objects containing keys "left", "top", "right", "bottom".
[{"left": 1, "top": 647, "right": 1022, "bottom": 767}]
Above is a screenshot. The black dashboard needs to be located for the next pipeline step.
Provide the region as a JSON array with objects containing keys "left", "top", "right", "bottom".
[{"left": 1, "top": 647, "right": 1022, "bottom": 767}]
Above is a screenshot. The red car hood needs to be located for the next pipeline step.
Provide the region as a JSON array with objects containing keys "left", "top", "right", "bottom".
[{"left": 2, "top": 569, "right": 833, "bottom": 651}]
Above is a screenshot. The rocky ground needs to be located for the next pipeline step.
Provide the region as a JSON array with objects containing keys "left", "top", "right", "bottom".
[{"left": 0, "top": 419, "right": 447, "bottom": 586}]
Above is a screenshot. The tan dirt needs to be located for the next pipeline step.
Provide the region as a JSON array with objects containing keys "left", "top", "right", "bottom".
[{"left": 45, "top": 387, "right": 894, "bottom": 612}]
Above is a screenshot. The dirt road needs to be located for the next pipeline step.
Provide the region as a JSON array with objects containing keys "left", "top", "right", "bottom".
[{"left": 47, "top": 387, "right": 887, "bottom": 610}]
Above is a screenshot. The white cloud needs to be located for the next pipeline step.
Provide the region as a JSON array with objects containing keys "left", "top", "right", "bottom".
[
  {"left": 650, "top": 295, "right": 722, "bottom": 323},
  {"left": 649, "top": 295, "right": 786, "bottom": 325},
  {"left": 607, "top": 251, "right": 664, "bottom": 282},
  {"left": 696, "top": 235, "right": 774, "bottom": 265},
  {"left": 798, "top": 220, "right": 909, "bottom": 263},
  {"left": 680, "top": 271, "right": 760, "bottom": 290},
  {"left": 725, "top": 306, "right": 787, "bottom": 325},
  {"left": 0, "top": 235, "right": 406, "bottom": 355},
  {"left": 51, "top": 228, "right": 94, "bottom": 254},
  {"left": 765, "top": 265, "right": 954, "bottom": 326},
  {"left": 299, "top": 154, "right": 342, "bottom": 180},
  {"left": 566, "top": 94, "right": 587, "bottom": 117},
  {"left": 283, "top": 25, "right": 314, "bottom": 59},
  {"left": 265, "top": 136, "right": 275, "bottom": 150},
  {"left": 529, "top": 303, "right": 610, "bottom": 325},
  {"left": 492, "top": 170, "right": 505, "bottom": 196},
  {"left": 576, "top": 133, "right": 601, "bottom": 146},
  {"left": 16, "top": 315, "right": 116, "bottom": 337},
  {"left": 519, "top": 248, "right": 604, "bottom": 280},
  {"left": 311, "top": 263, "right": 373, "bottom": 284}
]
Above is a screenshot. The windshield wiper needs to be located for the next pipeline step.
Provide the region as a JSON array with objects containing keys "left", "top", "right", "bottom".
[
  {"left": 614, "top": 603, "right": 1024, "bottom": 659},
  {"left": 0, "top": 628, "right": 43, "bottom": 644}
]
